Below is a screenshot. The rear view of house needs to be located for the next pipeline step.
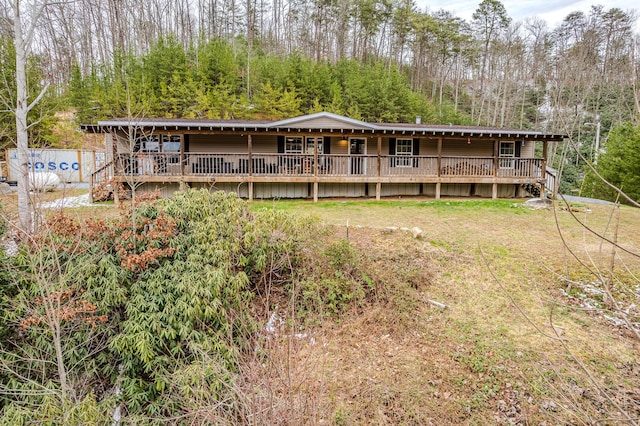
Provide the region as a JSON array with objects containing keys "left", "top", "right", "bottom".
[{"left": 82, "top": 112, "right": 565, "bottom": 201}]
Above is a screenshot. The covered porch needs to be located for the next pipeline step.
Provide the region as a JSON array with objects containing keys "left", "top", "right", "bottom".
[
  {"left": 84, "top": 112, "right": 564, "bottom": 201},
  {"left": 108, "top": 151, "right": 551, "bottom": 201}
]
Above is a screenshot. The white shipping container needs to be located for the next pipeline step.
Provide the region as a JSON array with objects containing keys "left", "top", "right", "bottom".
[{"left": 5, "top": 149, "right": 105, "bottom": 183}]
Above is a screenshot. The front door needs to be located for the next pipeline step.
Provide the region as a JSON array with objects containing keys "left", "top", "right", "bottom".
[{"left": 349, "top": 138, "right": 366, "bottom": 175}]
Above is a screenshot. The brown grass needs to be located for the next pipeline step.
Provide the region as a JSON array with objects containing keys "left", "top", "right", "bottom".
[{"left": 252, "top": 199, "right": 640, "bottom": 425}]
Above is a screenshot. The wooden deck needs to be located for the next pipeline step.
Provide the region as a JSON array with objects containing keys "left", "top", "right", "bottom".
[
  {"left": 97, "top": 152, "right": 553, "bottom": 201},
  {"left": 113, "top": 153, "right": 545, "bottom": 183}
]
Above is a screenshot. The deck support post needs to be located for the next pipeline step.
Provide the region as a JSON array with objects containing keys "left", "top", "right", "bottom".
[
  {"left": 247, "top": 135, "right": 253, "bottom": 175},
  {"left": 376, "top": 136, "right": 382, "bottom": 200},
  {"left": 436, "top": 137, "right": 443, "bottom": 200},
  {"left": 492, "top": 183, "right": 498, "bottom": 199},
  {"left": 313, "top": 181, "right": 318, "bottom": 202},
  {"left": 179, "top": 134, "right": 185, "bottom": 176},
  {"left": 248, "top": 134, "right": 254, "bottom": 200},
  {"left": 493, "top": 140, "right": 499, "bottom": 177}
]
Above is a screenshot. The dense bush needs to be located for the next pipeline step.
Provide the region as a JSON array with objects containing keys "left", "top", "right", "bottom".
[{"left": 0, "top": 189, "right": 384, "bottom": 422}]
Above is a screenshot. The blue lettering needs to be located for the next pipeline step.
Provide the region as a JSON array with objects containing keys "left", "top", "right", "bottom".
[
  {"left": 71, "top": 162, "right": 79, "bottom": 171},
  {"left": 60, "top": 162, "right": 68, "bottom": 171},
  {"left": 48, "top": 161, "right": 56, "bottom": 171},
  {"left": 34, "top": 161, "right": 45, "bottom": 170}
]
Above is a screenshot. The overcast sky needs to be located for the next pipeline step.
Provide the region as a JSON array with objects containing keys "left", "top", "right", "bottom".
[{"left": 418, "top": 1, "right": 638, "bottom": 29}]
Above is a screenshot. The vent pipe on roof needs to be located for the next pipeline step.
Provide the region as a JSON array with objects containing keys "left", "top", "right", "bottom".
[{"left": 416, "top": 116, "right": 421, "bottom": 124}]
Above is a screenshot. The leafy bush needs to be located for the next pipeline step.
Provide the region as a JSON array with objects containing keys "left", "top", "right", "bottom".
[{"left": 1, "top": 189, "right": 366, "bottom": 421}]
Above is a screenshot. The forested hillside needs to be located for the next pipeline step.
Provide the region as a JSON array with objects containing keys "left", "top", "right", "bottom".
[{"left": 1, "top": 0, "right": 639, "bottom": 193}]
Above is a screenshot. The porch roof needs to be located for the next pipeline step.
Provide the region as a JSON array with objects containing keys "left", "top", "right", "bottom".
[{"left": 81, "top": 112, "right": 566, "bottom": 141}]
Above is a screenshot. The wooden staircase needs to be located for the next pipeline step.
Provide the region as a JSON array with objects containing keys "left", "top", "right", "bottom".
[{"left": 89, "top": 160, "right": 114, "bottom": 202}]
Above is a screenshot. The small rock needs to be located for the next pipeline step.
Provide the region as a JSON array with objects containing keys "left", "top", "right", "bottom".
[{"left": 524, "top": 198, "right": 553, "bottom": 209}]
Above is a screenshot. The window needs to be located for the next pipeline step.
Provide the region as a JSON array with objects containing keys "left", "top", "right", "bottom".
[
  {"left": 136, "top": 134, "right": 182, "bottom": 154},
  {"left": 162, "top": 135, "right": 181, "bottom": 164},
  {"left": 285, "top": 137, "right": 303, "bottom": 153},
  {"left": 395, "top": 138, "right": 413, "bottom": 167},
  {"left": 136, "top": 135, "right": 159, "bottom": 152},
  {"left": 306, "top": 137, "right": 323, "bottom": 154},
  {"left": 499, "top": 141, "right": 515, "bottom": 169},
  {"left": 162, "top": 135, "right": 181, "bottom": 152}
]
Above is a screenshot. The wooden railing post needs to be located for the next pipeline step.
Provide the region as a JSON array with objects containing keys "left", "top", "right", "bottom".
[
  {"left": 493, "top": 140, "right": 499, "bottom": 177},
  {"left": 179, "top": 135, "right": 185, "bottom": 177},
  {"left": 376, "top": 136, "right": 382, "bottom": 200},
  {"left": 89, "top": 172, "right": 94, "bottom": 203},
  {"left": 436, "top": 137, "right": 442, "bottom": 200},
  {"left": 313, "top": 137, "right": 319, "bottom": 201}
]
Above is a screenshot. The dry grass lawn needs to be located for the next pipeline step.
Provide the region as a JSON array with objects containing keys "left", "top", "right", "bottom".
[{"left": 252, "top": 198, "right": 640, "bottom": 425}]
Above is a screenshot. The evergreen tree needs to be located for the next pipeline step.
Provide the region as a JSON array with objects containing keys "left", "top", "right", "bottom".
[{"left": 582, "top": 122, "right": 640, "bottom": 204}]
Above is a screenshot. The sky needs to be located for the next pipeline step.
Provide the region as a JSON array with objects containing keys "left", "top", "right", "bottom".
[{"left": 418, "top": 0, "right": 638, "bottom": 29}]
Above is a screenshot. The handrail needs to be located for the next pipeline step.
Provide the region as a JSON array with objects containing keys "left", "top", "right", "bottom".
[
  {"left": 111, "top": 153, "right": 545, "bottom": 180},
  {"left": 92, "top": 160, "right": 114, "bottom": 177},
  {"left": 89, "top": 160, "right": 114, "bottom": 203}
]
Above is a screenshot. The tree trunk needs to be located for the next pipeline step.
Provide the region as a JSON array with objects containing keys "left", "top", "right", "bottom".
[{"left": 14, "top": 1, "right": 33, "bottom": 234}]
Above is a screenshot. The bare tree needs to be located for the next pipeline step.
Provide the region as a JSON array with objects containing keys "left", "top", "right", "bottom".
[{"left": 8, "top": 0, "right": 52, "bottom": 234}]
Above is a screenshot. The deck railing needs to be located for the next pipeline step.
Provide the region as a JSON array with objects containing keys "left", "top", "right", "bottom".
[
  {"left": 114, "top": 153, "right": 544, "bottom": 180},
  {"left": 441, "top": 156, "right": 493, "bottom": 177}
]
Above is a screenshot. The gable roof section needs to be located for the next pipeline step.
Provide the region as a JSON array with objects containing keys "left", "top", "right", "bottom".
[
  {"left": 268, "top": 112, "right": 377, "bottom": 130},
  {"left": 81, "top": 112, "right": 566, "bottom": 141}
]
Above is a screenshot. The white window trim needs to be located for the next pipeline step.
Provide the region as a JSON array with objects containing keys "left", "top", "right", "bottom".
[
  {"left": 349, "top": 137, "right": 367, "bottom": 155},
  {"left": 285, "top": 136, "right": 303, "bottom": 153},
  {"left": 396, "top": 138, "right": 413, "bottom": 167},
  {"left": 348, "top": 137, "right": 367, "bottom": 175},
  {"left": 305, "top": 136, "right": 323, "bottom": 154},
  {"left": 499, "top": 141, "right": 515, "bottom": 169}
]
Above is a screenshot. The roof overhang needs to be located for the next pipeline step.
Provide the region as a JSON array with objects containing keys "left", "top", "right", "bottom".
[{"left": 80, "top": 112, "right": 567, "bottom": 141}]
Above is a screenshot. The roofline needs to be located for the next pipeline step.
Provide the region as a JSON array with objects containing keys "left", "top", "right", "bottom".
[
  {"left": 270, "top": 112, "right": 378, "bottom": 130},
  {"left": 80, "top": 113, "right": 567, "bottom": 140}
]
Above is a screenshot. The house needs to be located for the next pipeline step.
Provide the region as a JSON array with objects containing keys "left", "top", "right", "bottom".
[{"left": 81, "top": 112, "right": 566, "bottom": 201}]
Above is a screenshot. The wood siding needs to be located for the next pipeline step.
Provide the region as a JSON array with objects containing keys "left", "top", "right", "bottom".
[
  {"left": 520, "top": 142, "right": 534, "bottom": 157},
  {"left": 318, "top": 183, "right": 366, "bottom": 197},
  {"left": 286, "top": 117, "right": 372, "bottom": 129},
  {"left": 441, "top": 139, "right": 494, "bottom": 156},
  {"left": 255, "top": 183, "right": 308, "bottom": 198},
  {"left": 368, "top": 183, "right": 421, "bottom": 196},
  {"left": 189, "top": 134, "right": 248, "bottom": 152},
  {"left": 252, "top": 135, "right": 279, "bottom": 153}
]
